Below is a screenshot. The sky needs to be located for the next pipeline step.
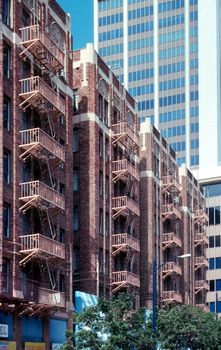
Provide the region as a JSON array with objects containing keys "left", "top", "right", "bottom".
[{"left": 57, "top": 0, "right": 93, "bottom": 50}]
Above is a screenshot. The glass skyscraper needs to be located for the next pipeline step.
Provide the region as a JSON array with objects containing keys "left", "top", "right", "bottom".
[{"left": 94, "top": 0, "right": 221, "bottom": 169}]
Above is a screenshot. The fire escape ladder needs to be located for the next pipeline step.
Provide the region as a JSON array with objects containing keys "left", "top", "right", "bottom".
[
  {"left": 125, "top": 247, "right": 132, "bottom": 271},
  {"left": 20, "top": 197, "right": 37, "bottom": 213},
  {"left": 162, "top": 241, "right": 173, "bottom": 251},
  {"left": 20, "top": 144, "right": 37, "bottom": 162},
  {"left": 20, "top": 92, "right": 38, "bottom": 111},
  {"left": 113, "top": 245, "right": 125, "bottom": 256},
  {"left": 125, "top": 213, "right": 131, "bottom": 234},
  {"left": 46, "top": 107, "right": 56, "bottom": 139},
  {"left": 19, "top": 250, "right": 37, "bottom": 266},
  {"left": 163, "top": 271, "right": 172, "bottom": 279},
  {"left": 112, "top": 282, "right": 127, "bottom": 293},
  {"left": 113, "top": 169, "right": 126, "bottom": 183},
  {"left": 46, "top": 259, "right": 56, "bottom": 290},
  {"left": 31, "top": 0, "right": 40, "bottom": 25},
  {"left": 38, "top": 208, "right": 56, "bottom": 239}
]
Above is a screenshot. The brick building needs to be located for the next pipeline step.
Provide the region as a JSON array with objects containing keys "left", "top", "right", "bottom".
[
  {"left": 72, "top": 44, "right": 140, "bottom": 306},
  {"left": 0, "top": 0, "right": 209, "bottom": 347},
  {"left": 140, "top": 120, "right": 208, "bottom": 310},
  {"left": 0, "top": 0, "right": 73, "bottom": 348}
]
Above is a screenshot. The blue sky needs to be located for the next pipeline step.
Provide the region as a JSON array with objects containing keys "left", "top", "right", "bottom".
[{"left": 57, "top": 0, "right": 93, "bottom": 50}]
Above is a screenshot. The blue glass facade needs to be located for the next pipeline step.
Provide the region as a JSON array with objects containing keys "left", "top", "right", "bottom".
[{"left": 96, "top": 0, "right": 200, "bottom": 166}]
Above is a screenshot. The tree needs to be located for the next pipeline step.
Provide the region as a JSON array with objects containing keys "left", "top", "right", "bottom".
[
  {"left": 157, "top": 304, "right": 221, "bottom": 350},
  {"left": 63, "top": 293, "right": 156, "bottom": 350}
]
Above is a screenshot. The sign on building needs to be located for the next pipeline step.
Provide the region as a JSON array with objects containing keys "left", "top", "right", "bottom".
[{"left": 0, "top": 324, "right": 8, "bottom": 338}]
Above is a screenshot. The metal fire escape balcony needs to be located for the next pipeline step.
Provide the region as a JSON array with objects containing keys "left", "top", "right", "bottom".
[
  {"left": 19, "top": 128, "right": 65, "bottom": 163},
  {"left": 112, "top": 196, "right": 140, "bottom": 218},
  {"left": 162, "top": 291, "right": 182, "bottom": 304},
  {"left": 195, "top": 280, "right": 209, "bottom": 294},
  {"left": 19, "top": 180, "right": 65, "bottom": 213},
  {"left": 19, "top": 76, "right": 65, "bottom": 114},
  {"left": 112, "top": 122, "right": 139, "bottom": 150},
  {"left": 162, "top": 203, "right": 181, "bottom": 222},
  {"left": 112, "top": 233, "right": 140, "bottom": 255},
  {"left": 112, "top": 159, "right": 139, "bottom": 183},
  {"left": 194, "top": 257, "right": 209, "bottom": 271},
  {"left": 194, "top": 209, "right": 209, "bottom": 224},
  {"left": 19, "top": 25, "right": 64, "bottom": 72},
  {"left": 38, "top": 288, "right": 65, "bottom": 308},
  {"left": 162, "top": 262, "right": 182, "bottom": 279},
  {"left": 194, "top": 233, "right": 209, "bottom": 247},
  {"left": 161, "top": 175, "right": 181, "bottom": 194},
  {"left": 22, "top": 281, "right": 65, "bottom": 309},
  {"left": 112, "top": 271, "right": 140, "bottom": 293},
  {"left": 19, "top": 234, "right": 65, "bottom": 266},
  {"left": 162, "top": 232, "right": 182, "bottom": 251}
]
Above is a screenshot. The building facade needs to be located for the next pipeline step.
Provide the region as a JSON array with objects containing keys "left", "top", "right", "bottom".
[
  {"left": 94, "top": 0, "right": 221, "bottom": 169},
  {"left": 195, "top": 167, "right": 221, "bottom": 317},
  {"left": 0, "top": 0, "right": 73, "bottom": 348},
  {"left": 72, "top": 43, "right": 141, "bottom": 306},
  {"left": 140, "top": 120, "right": 208, "bottom": 310}
]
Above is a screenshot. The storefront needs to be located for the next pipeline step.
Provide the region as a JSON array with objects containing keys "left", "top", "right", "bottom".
[
  {"left": 24, "top": 343, "right": 45, "bottom": 350},
  {"left": 0, "top": 342, "right": 16, "bottom": 350}
]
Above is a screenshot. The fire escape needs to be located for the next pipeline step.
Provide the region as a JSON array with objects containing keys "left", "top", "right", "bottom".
[
  {"left": 112, "top": 106, "right": 140, "bottom": 294},
  {"left": 18, "top": 0, "right": 66, "bottom": 315},
  {"left": 161, "top": 174, "right": 183, "bottom": 304},
  {"left": 194, "top": 207, "right": 209, "bottom": 311}
]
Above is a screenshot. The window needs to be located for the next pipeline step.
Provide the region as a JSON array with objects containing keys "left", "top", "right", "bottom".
[
  {"left": 2, "top": 0, "right": 11, "bottom": 26},
  {"left": 105, "top": 176, "right": 109, "bottom": 200},
  {"left": 73, "top": 89, "right": 79, "bottom": 114},
  {"left": 216, "top": 235, "right": 221, "bottom": 247},
  {"left": 99, "top": 171, "right": 103, "bottom": 197},
  {"left": 3, "top": 149, "right": 10, "bottom": 184},
  {"left": 59, "top": 138, "right": 65, "bottom": 147},
  {"left": 209, "top": 236, "right": 214, "bottom": 248},
  {"left": 99, "top": 132, "right": 103, "bottom": 158},
  {"left": 59, "top": 183, "right": 65, "bottom": 195},
  {"left": 105, "top": 212, "right": 109, "bottom": 236},
  {"left": 3, "top": 202, "right": 10, "bottom": 238},
  {"left": 22, "top": 8, "right": 30, "bottom": 27},
  {"left": 59, "top": 274, "right": 65, "bottom": 292},
  {"left": 210, "top": 258, "right": 214, "bottom": 270},
  {"left": 3, "top": 43, "right": 11, "bottom": 78},
  {"left": 204, "top": 182, "right": 221, "bottom": 197},
  {"left": 73, "top": 206, "right": 79, "bottom": 231},
  {"left": 99, "top": 209, "right": 103, "bottom": 235},
  {"left": 209, "top": 207, "right": 214, "bottom": 225},
  {"left": 73, "top": 247, "right": 80, "bottom": 272},
  {"left": 215, "top": 206, "right": 220, "bottom": 225},
  {"left": 210, "top": 302, "right": 215, "bottom": 313},
  {"left": 104, "top": 100, "right": 109, "bottom": 126},
  {"left": 73, "top": 168, "right": 79, "bottom": 192},
  {"left": 217, "top": 301, "right": 221, "bottom": 313},
  {"left": 105, "top": 252, "right": 109, "bottom": 273},
  {"left": 73, "top": 128, "right": 79, "bottom": 152},
  {"left": 216, "top": 279, "right": 221, "bottom": 291},
  {"left": 105, "top": 139, "right": 109, "bottom": 163},
  {"left": 59, "top": 228, "right": 65, "bottom": 244},
  {"left": 3, "top": 95, "right": 11, "bottom": 130},
  {"left": 99, "top": 249, "right": 103, "bottom": 273},
  {"left": 99, "top": 94, "right": 103, "bottom": 119},
  {"left": 190, "top": 155, "right": 199, "bottom": 166},
  {"left": 210, "top": 280, "right": 214, "bottom": 291},
  {"left": 2, "top": 258, "right": 10, "bottom": 292},
  {"left": 216, "top": 257, "right": 221, "bottom": 269}
]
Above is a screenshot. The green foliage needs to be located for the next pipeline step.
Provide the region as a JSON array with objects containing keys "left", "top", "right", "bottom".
[
  {"left": 62, "top": 296, "right": 221, "bottom": 350},
  {"left": 63, "top": 293, "right": 156, "bottom": 350},
  {"left": 157, "top": 304, "right": 221, "bottom": 350}
]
